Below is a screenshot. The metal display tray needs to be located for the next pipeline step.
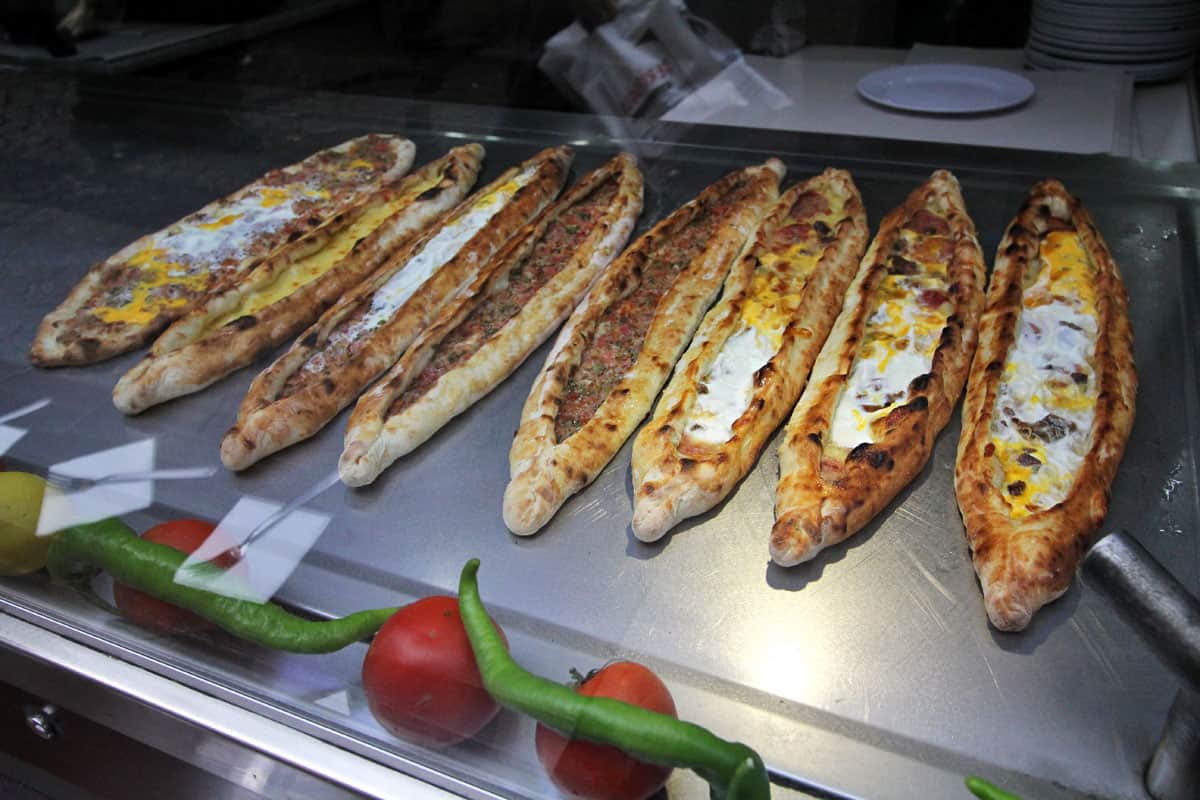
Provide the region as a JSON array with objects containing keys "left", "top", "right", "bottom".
[{"left": 1, "top": 73, "right": 1197, "bottom": 800}]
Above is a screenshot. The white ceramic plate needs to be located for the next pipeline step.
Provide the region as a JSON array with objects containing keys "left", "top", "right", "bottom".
[{"left": 856, "top": 64, "right": 1036, "bottom": 114}]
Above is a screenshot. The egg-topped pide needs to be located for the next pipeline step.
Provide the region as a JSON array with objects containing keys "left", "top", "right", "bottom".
[
  {"left": 31, "top": 134, "right": 414, "bottom": 366},
  {"left": 630, "top": 168, "right": 869, "bottom": 543},
  {"left": 772, "top": 170, "right": 985, "bottom": 567},
  {"left": 953, "top": 179, "right": 1135, "bottom": 632},
  {"left": 829, "top": 213, "right": 956, "bottom": 448},
  {"left": 683, "top": 189, "right": 849, "bottom": 448},
  {"left": 990, "top": 227, "right": 1099, "bottom": 517}
]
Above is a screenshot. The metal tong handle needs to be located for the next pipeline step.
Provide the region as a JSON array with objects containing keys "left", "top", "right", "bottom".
[{"left": 1081, "top": 530, "right": 1200, "bottom": 800}]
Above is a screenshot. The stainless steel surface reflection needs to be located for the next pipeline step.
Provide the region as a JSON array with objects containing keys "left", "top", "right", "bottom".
[{"left": 0, "top": 73, "right": 1197, "bottom": 799}]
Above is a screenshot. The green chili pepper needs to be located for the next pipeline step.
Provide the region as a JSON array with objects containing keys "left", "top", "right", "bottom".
[
  {"left": 47, "top": 518, "right": 397, "bottom": 654},
  {"left": 966, "top": 775, "right": 1025, "bottom": 800},
  {"left": 458, "top": 558, "right": 770, "bottom": 800}
]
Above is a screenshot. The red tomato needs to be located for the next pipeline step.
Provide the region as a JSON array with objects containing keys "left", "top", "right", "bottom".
[
  {"left": 362, "top": 596, "right": 503, "bottom": 748},
  {"left": 113, "top": 519, "right": 236, "bottom": 634},
  {"left": 535, "top": 661, "right": 677, "bottom": 800}
]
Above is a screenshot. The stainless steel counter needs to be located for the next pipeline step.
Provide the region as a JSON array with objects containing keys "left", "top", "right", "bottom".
[{"left": 0, "top": 72, "right": 1197, "bottom": 799}]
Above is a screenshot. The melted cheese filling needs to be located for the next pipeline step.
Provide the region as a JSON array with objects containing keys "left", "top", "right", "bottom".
[
  {"left": 93, "top": 182, "right": 340, "bottom": 326},
  {"left": 341, "top": 165, "right": 537, "bottom": 340},
  {"left": 990, "top": 230, "right": 1099, "bottom": 517},
  {"left": 682, "top": 197, "right": 844, "bottom": 445},
  {"left": 206, "top": 173, "right": 442, "bottom": 331},
  {"left": 830, "top": 227, "right": 953, "bottom": 449}
]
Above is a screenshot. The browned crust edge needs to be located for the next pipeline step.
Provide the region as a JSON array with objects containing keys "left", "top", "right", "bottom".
[
  {"left": 30, "top": 135, "right": 415, "bottom": 367},
  {"left": 629, "top": 168, "right": 869, "bottom": 542},
  {"left": 218, "top": 145, "right": 572, "bottom": 471},
  {"left": 502, "top": 158, "right": 786, "bottom": 536},
  {"left": 954, "top": 179, "right": 1136, "bottom": 631},
  {"left": 112, "top": 145, "right": 483, "bottom": 415},
  {"left": 772, "top": 169, "right": 986, "bottom": 566},
  {"left": 338, "top": 153, "right": 644, "bottom": 486}
]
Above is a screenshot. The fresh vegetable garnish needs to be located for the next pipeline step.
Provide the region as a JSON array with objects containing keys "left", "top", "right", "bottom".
[
  {"left": 362, "top": 595, "right": 503, "bottom": 748},
  {"left": 47, "top": 517, "right": 397, "bottom": 653},
  {"left": 0, "top": 472, "right": 51, "bottom": 576},
  {"left": 966, "top": 775, "right": 1025, "bottom": 800},
  {"left": 457, "top": 558, "right": 770, "bottom": 800},
  {"left": 536, "top": 661, "right": 677, "bottom": 800},
  {"left": 112, "top": 519, "right": 238, "bottom": 634}
]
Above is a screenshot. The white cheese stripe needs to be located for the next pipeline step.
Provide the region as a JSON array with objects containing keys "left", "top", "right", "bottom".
[
  {"left": 686, "top": 326, "right": 778, "bottom": 444},
  {"left": 344, "top": 165, "right": 539, "bottom": 341}
]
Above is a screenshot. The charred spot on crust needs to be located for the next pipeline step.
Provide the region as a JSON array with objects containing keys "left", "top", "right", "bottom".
[
  {"left": 910, "top": 373, "right": 932, "bottom": 392},
  {"left": 754, "top": 364, "right": 774, "bottom": 386},
  {"left": 604, "top": 421, "right": 617, "bottom": 431},
  {"left": 230, "top": 315, "right": 258, "bottom": 330},
  {"left": 986, "top": 360, "right": 1004, "bottom": 373},
  {"left": 288, "top": 230, "right": 304, "bottom": 242},
  {"left": 307, "top": 216, "right": 321, "bottom": 226},
  {"left": 658, "top": 424, "right": 673, "bottom": 434},
  {"left": 808, "top": 432, "right": 822, "bottom": 444},
  {"left": 906, "top": 396, "right": 929, "bottom": 412},
  {"left": 680, "top": 458, "right": 697, "bottom": 472},
  {"left": 1007, "top": 480, "right": 1026, "bottom": 496},
  {"left": 322, "top": 378, "right": 336, "bottom": 394},
  {"left": 302, "top": 332, "right": 319, "bottom": 348},
  {"left": 847, "top": 442, "right": 871, "bottom": 461}
]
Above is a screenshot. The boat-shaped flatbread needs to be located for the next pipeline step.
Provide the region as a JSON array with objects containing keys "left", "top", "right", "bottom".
[
  {"left": 31, "top": 134, "right": 414, "bottom": 366},
  {"left": 631, "top": 169, "right": 868, "bottom": 541},
  {"left": 955, "top": 179, "right": 1136, "bottom": 631},
  {"left": 773, "top": 170, "right": 985, "bottom": 566},
  {"left": 112, "top": 145, "right": 483, "bottom": 414},
  {"left": 220, "top": 146, "right": 572, "bottom": 470},
  {"left": 503, "top": 159, "right": 785, "bottom": 536},
  {"left": 339, "top": 153, "right": 643, "bottom": 486}
]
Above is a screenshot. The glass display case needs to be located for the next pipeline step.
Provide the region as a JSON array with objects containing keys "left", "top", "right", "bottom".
[{"left": 1, "top": 4, "right": 1198, "bottom": 799}]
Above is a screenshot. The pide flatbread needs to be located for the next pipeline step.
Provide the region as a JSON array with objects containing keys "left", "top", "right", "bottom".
[
  {"left": 220, "top": 146, "right": 572, "bottom": 470},
  {"left": 339, "top": 153, "right": 643, "bottom": 486},
  {"left": 112, "top": 145, "right": 484, "bottom": 415},
  {"left": 631, "top": 169, "right": 868, "bottom": 541},
  {"left": 955, "top": 180, "right": 1135, "bottom": 632},
  {"left": 772, "top": 170, "right": 985, "bottom": 566},
  {"left": 503, "top": 159, "right": 785, "bottom": 536},
  {"left": 31, "top": 134, "right": 415, "bottom": 367}
]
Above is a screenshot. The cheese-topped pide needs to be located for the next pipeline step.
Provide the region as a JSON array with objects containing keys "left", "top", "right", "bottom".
[
  {"left": 630, "top": 169, "right": 868, "bottom": 542},
  {"left": 220, "top": 146, "right": 571, "bottom": 470},
  {"left": 112, "top": 145, "right": 483, "bottom": 415},
  {"left": 955, "top": 179, "right": 1135, "bottom": 632},
  {"left": 31, "top": 134, "right": 415, "bottom": 366},
  {"left": 773, "top": 170, "right": 985, "bottom": 567}
]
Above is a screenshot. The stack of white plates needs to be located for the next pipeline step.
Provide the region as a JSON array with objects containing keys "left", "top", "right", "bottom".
[{"left": 1027, "top": 0, "right": 1200, "bottom": 82}]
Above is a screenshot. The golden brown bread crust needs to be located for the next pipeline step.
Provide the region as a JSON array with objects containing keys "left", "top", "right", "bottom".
[
  {"left": 30, "top": 135, "right": 415, "bottom": 367},
  {"left": 339, "top": 153, "right": 643, "bottom": 487},
  {"left": 503, "top": 159, "right": 785, "bottom": 536},
  {"left": 630, "top": 169, "right": 868, "bottom": 541},
  {"left": 772, "top": 170, "right": 985, "bottom": 565},
  {"left": 954, "top": 179, "right": 1136, "bottom": 631},
  {"left": 219, "top": 145, "right": 572, "bottom": 470},
  {"left": 112, "top": 145, "right": 483, "bottom": 415}
]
